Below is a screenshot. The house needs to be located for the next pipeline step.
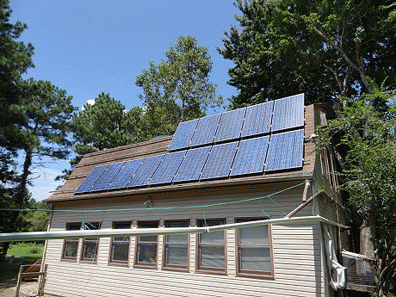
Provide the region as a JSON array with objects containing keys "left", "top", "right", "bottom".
[{"left": 41, "top": 94, "right": 348, "bottom": 297}]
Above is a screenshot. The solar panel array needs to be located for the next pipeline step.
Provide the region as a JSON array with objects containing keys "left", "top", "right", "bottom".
[
  {"left": 74, "top": 94, "right": 306, "bottom": 194},
  {"left": 167, "top": 94, "right": 304, "bottom": 151}
]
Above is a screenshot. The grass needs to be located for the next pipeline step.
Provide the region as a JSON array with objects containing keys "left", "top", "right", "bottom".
[{"left": 0, "top": 242, "right": 44, "bottom": 281}]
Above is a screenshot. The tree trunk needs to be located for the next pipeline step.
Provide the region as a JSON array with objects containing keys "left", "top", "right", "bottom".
[{"left": 360, "top": 219, "right": 374, "bottom": 258}]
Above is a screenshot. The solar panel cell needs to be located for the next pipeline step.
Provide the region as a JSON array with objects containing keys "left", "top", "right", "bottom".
[
  {"left": 74, "top": 165, "right": 109, "bottom": 193},
  {"left": 271, "top": 94, "right": 304, "bottom": 132},
  {"left": 265, "top": 129, "right": 304, "bottom": 172},
  {"left": 149, "top": 151, "right": 186, "bottom": 185},
  {"left": 167, "top": 118, "right": 199, "bottom": 151},
  {"left": 200, "top": 142, "right": 238, "bottom": 180},
  {"left": 241, "top": 101, "right": 274, "bottom": 137},
  {"left": 230, "top": 136, "right": 269, "bottom": 176},
  {"left": 172, "top": 146, "right": 211, "bottom": 183},
  {"left": 90, "top": 162, "right": 126, "bottom": 192},
  {"left": 128, "top": 155, "right": 164, "bottom": 187},
  {"left": 107, "top": 159, "right": 144, "bottom": 190},
  {"left": 190, "top": 114, "right": 221, "bottom": 147},
  {"left": 214, "top": 108, "right": 246, "bottom": 143}
]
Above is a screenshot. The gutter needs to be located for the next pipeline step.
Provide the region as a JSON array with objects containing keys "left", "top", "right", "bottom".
[
  {"left": 45, "top": 171, "right": 314, "bottom": 203},
  {"left": 0, "top": 215, "right": 348, "bottom": 243}
]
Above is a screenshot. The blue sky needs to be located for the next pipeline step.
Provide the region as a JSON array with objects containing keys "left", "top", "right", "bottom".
[{"left": 9, "top": 0, "right": 240, "bottom": 201}]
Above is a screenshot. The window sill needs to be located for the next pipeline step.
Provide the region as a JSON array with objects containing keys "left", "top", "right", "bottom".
[
  {"left": 134, "top": 263, "right": 157, "bottom": 269},
  {"left": 162, "top": 266, "right": 189, "bottom": 273},
  {"left": 237, "top": 271, "right": 275, "bottom": 280},
  {"left": 79, "top": 259, "right": 98, "bottom": 264},
  {"left": 108, "top": 261, "right": 129, "bottom": 267},
  {"left": 196, "top": 268, "right": 227, "bottom": 275},
  {"left": 60, "top": 258, "right": 77, "bottom": 262}
]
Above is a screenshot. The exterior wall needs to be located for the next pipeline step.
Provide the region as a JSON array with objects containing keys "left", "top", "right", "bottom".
[{"left": 43, "top": 183, "right": 327, "bottom": 297}]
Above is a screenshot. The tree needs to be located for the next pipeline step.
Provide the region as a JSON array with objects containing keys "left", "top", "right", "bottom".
[
  {"left": 0, "top": 79, "right": 75, "bottom": 260},
  {"left": 218, "top": 0, "right": 396, "bottom": 113},
  {"left": 0, "top": 0, "right": 34, "bottom": 261},
  {"left": 317, "top": 90, "right": 396, "bottom": 297},
  {"left": 67, "top": 93, "right": 143, "bottom": 175},
  {"left": 136, "top": 35, "right": 223, "bottom": 134}
]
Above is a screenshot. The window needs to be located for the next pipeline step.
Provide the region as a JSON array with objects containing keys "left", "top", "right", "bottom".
[
  {"left": 61, "top": 222, "right": 81, "bottom": 261},
  {"left": 163, "top": 220, "right": 189, "bottom": 271},
  {"left": 197, "top": 219, "right": 226, "bottom": 273},
  {"left": 135, "top": 221, "right": 158, "bottom": 268},
  {"left": 236, "top": 218, "right": 273, "bottom": 278},
  {"left": 109, "top": 221, "right": 131, "bottom": 265},
  {"left": 80, "top": 222, "right": 101, "bottom": 262}
]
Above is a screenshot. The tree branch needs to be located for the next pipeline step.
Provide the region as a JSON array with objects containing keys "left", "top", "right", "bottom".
[{"left": 312, "top": 26, "right": 372, "bottom": 93}]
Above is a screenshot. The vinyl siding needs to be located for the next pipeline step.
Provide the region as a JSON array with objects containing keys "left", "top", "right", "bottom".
[{"left": 43, "top": 184, "right": 328, "bottom": 297}]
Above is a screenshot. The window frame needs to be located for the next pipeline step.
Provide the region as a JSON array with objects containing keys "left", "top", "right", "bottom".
[
  {"left": 134, "top": 220, "right": 159, "bottom": 269},
  {"left": 162, "top": 220, "right": 190, "bottom": 272},
  {"left": 196, "top": 218, "right": 227, "bottom": 275},
  {"left": 61, "top": 222, "right": 82, "bottom": 262},
  {"left": 235, "top": 217, "right": 274, "bottom": 279},
  {"left": 80, "top": 221, "right": 101, "bottom": 263},
  {"left": 108, "top": 221, "right": 132, "bottom": 267}
]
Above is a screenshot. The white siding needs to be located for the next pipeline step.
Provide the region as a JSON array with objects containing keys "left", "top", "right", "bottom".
[{"left": 44, "top": 186, "right": 328, "bottom": 297}]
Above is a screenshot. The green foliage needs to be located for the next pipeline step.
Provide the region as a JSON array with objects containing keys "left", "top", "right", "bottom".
[
  {"left": 6, "top": 242, "right": 44, "bottom": 259},
  {"left": 0, "top": 242, "right": 44, "bottom": 281},
  {"left": 66, "top": 93, "right": 144, "bottom": 179},
  {"left": 0, "top": 0, "right": 75, "bottom": 262},
  {"left": 219, "top": 0, "right": 396, "bottom": 113},
  {"left": 318, "top": 90, "right": 396, "bottom": 297},
  {"left": 136, "top": 35, "right": 222, "bottom": 135}
]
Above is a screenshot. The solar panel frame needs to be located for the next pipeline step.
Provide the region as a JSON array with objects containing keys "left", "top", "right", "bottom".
[
  {"left": 149, "top": 151, "right": 186, "bottom": 185},
  {"left": 214, "top": 108, "right": 246, "bottom": 143},
  {"left": 90, "top": 161, "right": 126, "bottom": 192},
  {"left": 107, "top": 158, "right": 144, "bottom": 190},
  {"left": 230, "top": 136, "right": 270, "bottom": 177},
  {"left": 190, "top": 114, "right": 221, "bottom": 147},
  {"left": 271, "top": 94, "right": 304, "bottom": 132},
  {"left": 264, "top": 129, "right": 304, "bottom": 172},
  {"left": 127, "top": 154, "right": 165, "bottom": 188},
  {"left": 74, "top": 165, "right": 109, "bottom": 193},
  {"left": 200, "top": 141, "right": 239, "bottom": 180},
  {"left": 167, "top": 118, "right": 199, "bottom": 151},
  {"left": 241, "top": 101, "right": 274, "bottom": 138},
  {"left": 172, "top": 146, "right": 212, "bottom": 183}
]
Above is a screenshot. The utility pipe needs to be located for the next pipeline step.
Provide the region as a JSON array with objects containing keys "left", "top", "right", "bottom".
[{"left": 0, "top": 215, "right": 348, "bottom": 243}]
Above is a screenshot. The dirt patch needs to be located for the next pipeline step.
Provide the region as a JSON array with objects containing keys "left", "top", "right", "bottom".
[{"left": 0, "top": 280, "right": 40, "bottom": 297}]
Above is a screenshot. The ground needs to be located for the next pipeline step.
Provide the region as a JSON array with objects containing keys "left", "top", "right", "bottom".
[{"left": 0, "top": 279, "right": 40, "bottom": 297}]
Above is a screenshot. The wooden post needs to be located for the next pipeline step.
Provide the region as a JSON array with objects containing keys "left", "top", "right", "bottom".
[{"left": 15, "top": 265, "right": 24, "bottom": 297}]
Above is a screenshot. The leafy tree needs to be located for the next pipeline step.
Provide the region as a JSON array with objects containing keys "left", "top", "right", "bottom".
[
  {"left": 317, "top": 90, "right": 396, "bottom": 297},
  {"left": 218, "top": 0, "right": 396, "bottom": 113},
  {"left": 0, "top": 79, "right": 75, "bottom": 260},
  {"left": 136, "top": 35, "right": 223, "bottom": 134},
  {"left": 65, "top": 93, "right": 143, "bottom": 177},
  {"left": 0, "top": 0, "right": 34, "bottom": 261}
]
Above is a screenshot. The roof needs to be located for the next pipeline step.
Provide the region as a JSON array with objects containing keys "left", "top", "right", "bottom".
[{"left": 45, "top": 94, "right": 319, "bottom": 203}]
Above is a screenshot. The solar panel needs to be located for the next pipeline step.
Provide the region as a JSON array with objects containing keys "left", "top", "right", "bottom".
[
  {"left": 264, "top": 129, "right": 304, "bottom": 172},
  {"left": 127, "top": 154, "right": 164, "bottom": 187},
  {"left": 271, "top": 94, "right": 304, "bottom": 132},
  {"left": 168, "top": 118, "right": 199, "bottom": 151},
  {"left": 172, "top": 146, "right": 211, "bottom": 183},
  {"left": 75, "top": 165, "right": 109, "bottom": 193},
  {"left": 149, "top": 151, "right": 186, "bottom": 185},
  {"left": 107, "top": 159, "right": 144, "bottom": 190},
  {"left": 230, "top": 136, "right": 270, "bottom": 176},
  {"left": 190, "top": 114, "right": 221, "bottom": 147},
  {"left": 90, "top": 161, "right": 126, "bottom": 192},
  {"left": 241, "top": 101, "right": 274, "bottom": 137},
  {"left": 214, "top": 108, "right": 246, "bottom": 143},
  {"left": 200, "top": 142, "right": 238, "bottom": 180}
]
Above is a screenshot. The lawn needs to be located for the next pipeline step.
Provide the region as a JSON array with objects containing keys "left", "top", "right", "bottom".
[{"left": 0, "top": 242, "right": 44, "bottom": 281}]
